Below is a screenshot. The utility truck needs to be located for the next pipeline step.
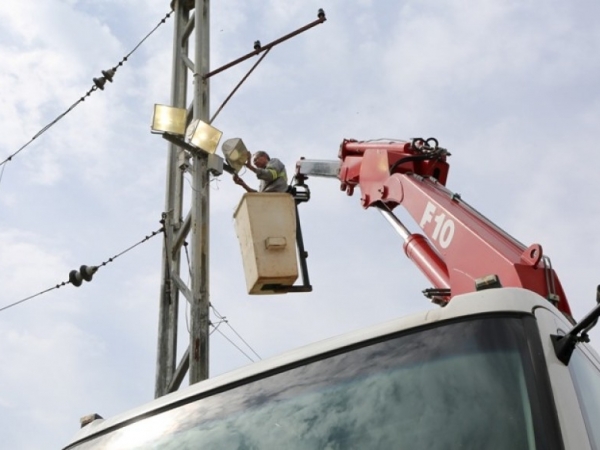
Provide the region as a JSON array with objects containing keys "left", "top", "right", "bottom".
[{"left": 63, "top": 138, "right": 600, "bottom": 449}]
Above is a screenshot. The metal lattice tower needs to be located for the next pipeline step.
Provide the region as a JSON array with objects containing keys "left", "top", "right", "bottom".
[
  {"left": 154, "top": 2, "right": 325, "bottom": 398},
  {"left": 155, "top": 0, "right": 210, "bottom": 398}
]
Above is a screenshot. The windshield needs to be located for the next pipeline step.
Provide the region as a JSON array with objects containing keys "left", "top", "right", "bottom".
[
  {"left": 67, "top": 315, "right": 561, "bottom": 450},
  {"left": 569, "top": 348, "right": 600, "bottom": 449}
]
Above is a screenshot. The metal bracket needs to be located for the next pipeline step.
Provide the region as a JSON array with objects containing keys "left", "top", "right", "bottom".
[
  {"left": 552, "top": 295, "right": 600, "bottom": 365},
  {"left": 261, "top": 189, "right": 313, "bottom": 293},
  {"left": 161, "top": 133, "right": 235, "bottom": 174}
]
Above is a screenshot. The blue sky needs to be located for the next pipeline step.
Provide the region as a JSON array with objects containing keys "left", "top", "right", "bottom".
[{"left": 1, "top": 1, "right": 600, "bottom": 448}]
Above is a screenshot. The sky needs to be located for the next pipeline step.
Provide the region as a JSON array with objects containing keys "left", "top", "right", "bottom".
[{"left": 1, "top": 0, "right": 600, "bottom": 448}]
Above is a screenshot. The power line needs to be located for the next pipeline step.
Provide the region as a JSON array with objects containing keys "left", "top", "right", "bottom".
[
  {"left": 96, "top": 227, "right": 164, "bottom": 269},
  {"left": 212, "top": 326, "right": 256, "bottom": 363},
  {"left": 209, "top": 319, "right": 226, "bottom": 335},
  {"left": 0, "top": 226, "right": 164, "bottom": 313},
  {"left": 183, "top": 243, "right": 262, "bottom": 361},
  {"left": 0, "top": 9, "right": 174, "bottom": 176},
  {"left": 0, "top": 281, "right": 71, "bottom": 314},
  {"left": 211, "top": 304, "right": 262, "bottom": 360},
  {"left": 0, "top": 85, "right": 97, "bottom": 170}
]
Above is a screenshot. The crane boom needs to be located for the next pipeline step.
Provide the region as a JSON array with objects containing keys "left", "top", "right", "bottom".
[{"left": 296, "top": 138, "right": 572, "bottom": 317}]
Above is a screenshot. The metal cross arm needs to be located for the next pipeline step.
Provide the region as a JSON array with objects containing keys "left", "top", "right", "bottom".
[
  {"left": 203, "top": 8, "right": 326, "bottom": 80},
  {"left": 161, "top": 133, "right": 236, "bottom": 174}
]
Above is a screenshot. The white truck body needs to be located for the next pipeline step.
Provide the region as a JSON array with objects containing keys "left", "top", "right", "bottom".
[{"left": 63, "top": 288, "right": 600, "bottom": 449}]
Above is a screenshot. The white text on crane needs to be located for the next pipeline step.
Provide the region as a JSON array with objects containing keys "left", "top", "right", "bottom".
[{"left": 420, "top": 202, "right": 455, "bottom": 249}]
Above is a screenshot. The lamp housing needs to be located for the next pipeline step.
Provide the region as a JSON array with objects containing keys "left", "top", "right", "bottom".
[
  {"left": 151, "top": 104, "right": 187, "bottom": 135},
  {"left": 186, "top": 119, "right": 223, "bottom": 154},
  {"left": 221, "top": 138, "right": 250, "bottom": 173}
]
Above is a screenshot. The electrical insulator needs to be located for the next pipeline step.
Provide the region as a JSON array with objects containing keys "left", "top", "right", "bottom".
[
  {"left": 93, "top": 68, "right": 116, "bottom": 90},
  {"left": 69, "top": 265, "right": 98, "bottom": 287},
  {"left": 93, "top": 77, "right": 106, "bottom": 90}
]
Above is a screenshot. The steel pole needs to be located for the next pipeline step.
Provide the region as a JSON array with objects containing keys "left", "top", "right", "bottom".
[
  {"left": 155, "top": 0, "right": 189, "bottom": 398},
  {"left": 189, "top": 0, "right": 210, "bottom": 384}
]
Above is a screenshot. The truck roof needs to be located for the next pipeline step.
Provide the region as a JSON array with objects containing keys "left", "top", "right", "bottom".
[{"left": 64, "top": 288, "right": 570, "bottom": 448}]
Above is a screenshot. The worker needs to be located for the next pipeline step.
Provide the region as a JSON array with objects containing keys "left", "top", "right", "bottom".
[{"left": 232, "top": 150, "right": 289, "bottom": 193}]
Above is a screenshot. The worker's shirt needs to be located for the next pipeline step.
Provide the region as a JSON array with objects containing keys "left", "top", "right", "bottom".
[{"left": 255, "top": 158, "right": 288, "bottom": 192}]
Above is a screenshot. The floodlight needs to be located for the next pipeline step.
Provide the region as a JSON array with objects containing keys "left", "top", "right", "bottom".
[
  {"left": 221, "top": 138, "right": 249, "bottom": 173},
  {"left": 186, "top": 119, "right": 223, "bottom": 154},
  {"left": 151, "top": 104, "right": 187, "bottom": 135}
]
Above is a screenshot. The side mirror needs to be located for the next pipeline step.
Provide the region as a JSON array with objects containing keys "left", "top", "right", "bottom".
[{"left": 551, "top": 285, "right": 600, "bottom": 365}]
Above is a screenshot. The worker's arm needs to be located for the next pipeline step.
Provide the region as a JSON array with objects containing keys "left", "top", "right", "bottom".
[
  {"left": 233, "top": 174, "right": 256, "bottom": 193},
  {"left": 245, "top": 158, "right": 280, "bottom": 183}
]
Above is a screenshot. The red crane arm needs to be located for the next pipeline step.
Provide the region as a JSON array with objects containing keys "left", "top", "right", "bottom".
[{"left": 337, "top": 139, "right": 572, "bottom": 317}]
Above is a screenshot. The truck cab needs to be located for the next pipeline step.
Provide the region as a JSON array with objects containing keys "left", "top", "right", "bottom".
[{"left": 63, "top": 288, "right": 600, "bottom": 449}]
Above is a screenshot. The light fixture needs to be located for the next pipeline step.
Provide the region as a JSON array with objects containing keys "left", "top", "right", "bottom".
[
  {"left": 152, "top": 105, "right": 223, "bottom": 156},
  {"left": 186, "top": 119, "right": 223, "bottom": 154},
  {"left": 151, "top": 104, "right": 187, "bottom": 135},
  {"left": 221, "top": 138, "right": 249, "bottom": 173}
]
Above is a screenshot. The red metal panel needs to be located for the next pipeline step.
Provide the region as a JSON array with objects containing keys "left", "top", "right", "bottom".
[{"left": 337, "top": 140, "right": 572, "bottom": 317}]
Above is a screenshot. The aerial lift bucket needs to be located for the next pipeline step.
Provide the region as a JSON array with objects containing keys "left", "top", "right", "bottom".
[{"left": 234, "top": 193, "right": 299, "bottom": 294}]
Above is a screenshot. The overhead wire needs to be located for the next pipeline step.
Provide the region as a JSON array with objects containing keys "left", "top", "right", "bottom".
[
  {"left": 0, "top": 226, "right": 163, "bottom": 313},
  {"left": 209, "top": 319, "right": 226, "bottom": 335},
  {"left": 1, "top": 4, "right": 266, "bottom": 373},
  {"left": 211, "top": 304, "right": 262, "bottom": 360},
  {"left": 0, "top": 8, "right": 174, "bottom": 184},
  {"left": 212, "top": 326, "right": 256, "bottom": 363},
  {"left": 0, "top": 7, "right": 173, "bottom": 319},
  {"left": 96, "top": 227, "right": 164, "bottom": 268},
  {"left": 0, "top": 281, "right": 71, "bottom": 314},
  {"left": 183, "top": 242, "right": 261, "bottom": 361},
  {"left": 0, "top": 9, "right": 175, "bottom": 309},
  {"left": 0, "top": 0, "right": 282, "bottom": 357},
  {"left": 0, "top": 84, "right": 98, "bottom": 171}
]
